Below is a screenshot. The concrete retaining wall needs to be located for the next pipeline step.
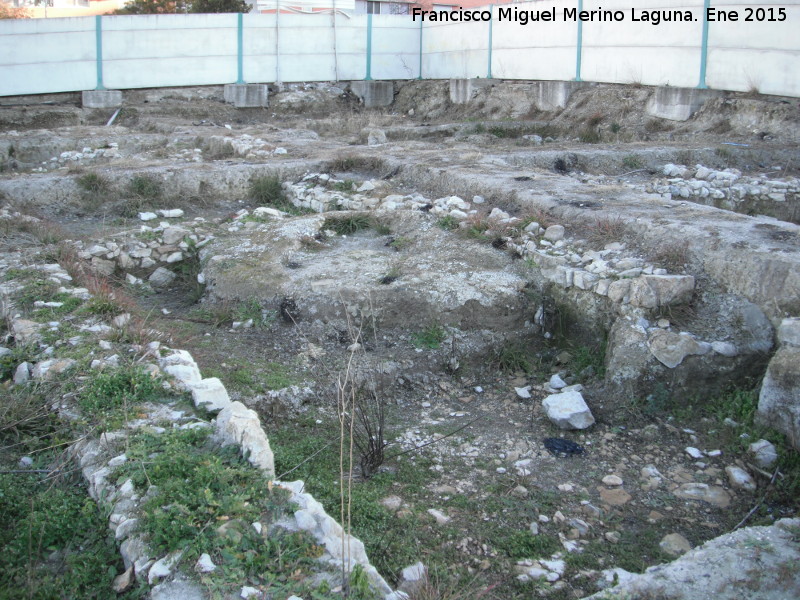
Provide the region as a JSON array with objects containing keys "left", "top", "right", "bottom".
[{"left": 0, "top": 1, "right": 797, "bottom": 98}]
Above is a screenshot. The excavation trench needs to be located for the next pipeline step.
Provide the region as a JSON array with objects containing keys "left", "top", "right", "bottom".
[{"left": 2, "top": 85, "right": 800, "bottom": 599}]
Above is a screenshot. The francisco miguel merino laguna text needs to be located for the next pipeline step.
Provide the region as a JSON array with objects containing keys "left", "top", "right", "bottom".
[{"left": 414, "top": 7, "right": 705, "bottom": 26}]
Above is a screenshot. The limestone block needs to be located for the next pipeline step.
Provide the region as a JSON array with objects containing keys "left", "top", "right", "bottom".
[
  {"left": 215, "top": 401, "right": 275, "bottom": 476},
  {"left": 778, "top": 318, "right": 800, "bottom": 347},
  {"left": 11, "top": 318, "right": 42, "bottom": 343},
  {"left": 162, "top": 227, "right": 189, "bottom": 246},
  {"left": 647, "top": 330, "right": 706, "bottom": 368},
  {"left": 725, "top": 466, "right": 757, "bottom": 492},
  {"left": 607, "top": 280, "right": 631, "bottom": 303},
  {"left": 164, "top": 364, "right": 202, "bottom": 385},
  {"left": 542, "top": 391, "right": 595, "bottom": 430},
  {"left": 148, "top": 267, "right": 176, "bottom": 288},
  {"left": 748, "top": 439, "right": 778, "bottom": 468},
  {"left": 757, "top": 346, "right": 800, "bottom": 449},
  {"left": 189, "top": 377, "right": 231, "bottom": 412}
]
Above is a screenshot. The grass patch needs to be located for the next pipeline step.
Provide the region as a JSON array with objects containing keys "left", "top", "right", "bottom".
[
  {"left": 115, "top": 428, "right": 329, "bottom": 594},
  {"left": 326, "top": 154, "right": 386, "bottom": 174},
  {"left": 437, "top": 216, "right": 459, "bottom": 231},
  {"left": 621, "top": 154, "right": 644, "bottom": 170},
  {"left": 649, "top": 240, "right": 690, "bottom": 272},
  {"left": 332, "top": 179, "right": 356, "bottom": 192},
  {"left": 249, "top": 174, "right": 285, "bottom": 205},
  {"left": 379, "top": 266, "right": 401, "bottom": 285},
  {"left": 205, "top": 359, "right": 298, "bottom": 393},
  {"left": 579, "top": 127, "right": 601, "bottom": 144},
  {"left": 77, "top": 365, "right": 167, "bottom": 427},
  {"left": 388, "top": 236, "right": 412, "bottom": 251},
  {"left": 411, "top": 325, "right": 446, "bottom": 350},
  {"left": 570, "top": 342, "right": 606, "bottom": 379},
  {"left": 172, "top": 238, "right": 206, "bottom": 304},
  {"left": 0, "top": 470, "right": 143, "bottom": 600},
  {"left": 585, "top": 216, "right": 628, "bottom": 249},
  {"left": 76, "top": 172, "right": 111, "bottom": 210},
  {"left": 495, "top": 342, "right": 533, "bottom": 375},
  {"left": 16, "top": 273, "right": 61, "bottom": 308},
  {"left": 322, "top": 214, "right": 373, "bottom": 236},
  {"left": 127, "top": 174, "right": 162, "bottom": 201}
]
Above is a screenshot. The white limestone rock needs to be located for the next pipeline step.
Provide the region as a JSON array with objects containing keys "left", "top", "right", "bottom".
[
  {"left": 542, "top": 391, "right": 595, "bottom": 430},
  {"left": 748, "top": 439, "right": 778, "bottom": 469},
  {"left": 214, "top": 401, "right": 275, "bottom": 476},
  {"left": 189, "top": 377, "right": 231, "bottom": 412},
  {"left": 725, "top": 465, "right": 757, "bottom": 492}
]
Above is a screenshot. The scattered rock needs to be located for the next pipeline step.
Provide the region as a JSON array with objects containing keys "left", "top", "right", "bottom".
[
  {"left": 543, "top": 224, "right": 565, "bottom": 241},
  {"left": 542, "top": 391, "right": 595, "bottom": 429},
  {"left": 427, "top": 509, "right": 451, "bottom": 525},
  {"left": 13, "top": 361, "right": 31, "bottom": 384},
  {"left": 514, "top": 386, "right": 532, "bottom": 399},
  {"left": 599, "top": 487, "right": 632, "bottom": 506},
  {"left": 725, "top": 465, "right": 757, "bottom": 492},
  {"left": 674, "top": 483, "right": 731, "bottom": 508},
  {"left": 602, "top": 474, "right": 623, "bottom": 486},
  {"left": 148, "top": 266, "right": 176, "bottom": 288},
  {"left": 648, "top": 330, "right": 708, "bottom": 368},
  {"left": 685, "top": 447, "right": 704, "bottom": 459},
  {"left": 381, "top": 496, "right": 403, "bottom": 511},
  {"left": 749, "top": 439, "right": 778, "bottom": 468},
  {"left": 660, "top": 532, "right": 693, "bottom": 557}
]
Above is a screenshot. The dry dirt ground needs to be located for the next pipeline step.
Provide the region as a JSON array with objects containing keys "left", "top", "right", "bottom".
[{"left": 1, "top": 81, "right": 799, "bottom": 599}]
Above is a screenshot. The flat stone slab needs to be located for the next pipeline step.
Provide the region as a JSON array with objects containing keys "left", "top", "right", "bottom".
[
  {"left": 202, "top": 211, "right": 530, "bottom": 331},
  {"left": 584, "top": 518, "right": 800, "bottom": 600}
]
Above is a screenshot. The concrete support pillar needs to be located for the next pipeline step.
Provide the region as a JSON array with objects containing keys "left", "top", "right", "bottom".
[
  {"left": 350, "top": 81, "right": 394, "bottom": 108},
  {"left": 531, "top": 81, "right": 586, "bottom": 112},
  {"left": 223, "top": 83, "right": 269, "bottom": 108},
  {"left": 646, "top": 87, "right": 721, "bottom": 122},
  {"left": 449, "top": 78, "right": 497, "bottom": 104},
  {"left": 82, "top": 90, "right": 122, "bottom": 109}
]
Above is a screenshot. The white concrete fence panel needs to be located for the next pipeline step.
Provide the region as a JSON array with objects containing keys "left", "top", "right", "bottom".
[{"left": 0, "top": 1, "right": 797, "bottom": 98}]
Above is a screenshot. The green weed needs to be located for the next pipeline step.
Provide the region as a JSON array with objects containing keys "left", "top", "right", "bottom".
[
  {"left": 579, "top": 127, "right": 601, "bottom": 144},
  {"left": 411, "top": 325, "right": 446, "bottom": 350},
  {"left": 495, "top": 343, "right": 533, "bottom": 374},
  {"left": 332, "top": 180, "right": 356, "bottom": 192},
  {"left": 437, "top": 216, "right": 459, "bottom": 231},
  {"left": 249, "top": 175, "right": 285, "bottom": 206},
  {"left": 116, "top": 428, "right": 325, "bottom": 592},
  {"left": 78, "top": 365, "right": 166, "bottom": 420},
  {"left": 127, "top": 174, "right": 162, "bottom": 201},
  {"left": 621, "top": 154, "right": 643, "bottom": 170},
  {"left": 76, "top": 172, "right": 111, "bottom": 210},
  {"left": 389, "top": 236, "right": 412, "bottom": 251},
  {"left": 322, "top": 214, "right": 372, "bottom": 236},
  {"left": 0, "top": 470, "right": 141, "bottom": 599}
]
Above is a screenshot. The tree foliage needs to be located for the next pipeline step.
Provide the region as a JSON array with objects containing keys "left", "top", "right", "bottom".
[
  {"left": 114, "top": 0, "right": 249, "bottom": 14},
  {"left": 191, "top": 0, "right": 249, "bottom": 12},
  {"left": 0, "top": 3, "right": 31, "bottom": 18}
]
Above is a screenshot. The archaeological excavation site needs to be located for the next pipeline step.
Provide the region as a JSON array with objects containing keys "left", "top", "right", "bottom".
[{"left": 2, "top": 76, "right": 800, "bottom": 600}]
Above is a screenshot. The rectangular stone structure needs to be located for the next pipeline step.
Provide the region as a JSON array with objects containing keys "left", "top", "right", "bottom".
[
  {"left": 350, "top": 81, "right": 394, "bottom": 108},
  {"left": 449, "top": 78, "right": 497, "bottom": 104},
  {"left": 82, "top": 90, "right": 123, "bottom": 109},
  {"left": 646, "top": 87, "right": 721, "bottom": 122},
  {"left": 223, "top": 83, "right": 269, "bottom": 108}
]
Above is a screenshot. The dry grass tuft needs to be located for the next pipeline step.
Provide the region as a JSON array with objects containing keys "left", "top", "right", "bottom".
[
  {"left": 585, "top": 216, "right": 629, "bottom": 248},
  {"left": 649, "top": 240, "right": 690, "bottom": 272}
]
